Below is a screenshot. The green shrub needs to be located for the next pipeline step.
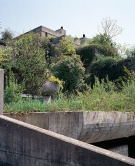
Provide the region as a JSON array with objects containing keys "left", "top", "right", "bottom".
[
  {"left": 76, "top": 44, "right": 118, "bottom": 69},
  {"left": 4, "top": 71, "right": 24, "bottom": 104},
  {"left": 56, "top": 37, "right": 76, "bottom": 56},
  {"left": 88, "top": 57, "right": 135, "bottom": 88},
  {"left": 0, "top": 49, "right": 9, "bottom": 68},
  {"left": 91, "top": 57, "right": 117, "bottom": 70},
  {"left": 50, "top": 54, "right": 85, "bottom": 92},
  {"left": 89, "top": 34, "right": 113, "bottom": 46},
  {"left": 0, "top": 39, "right": 6, "bottom": 46}
]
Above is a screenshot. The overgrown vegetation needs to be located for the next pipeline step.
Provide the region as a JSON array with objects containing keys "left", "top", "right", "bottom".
[
  {"left": 57, "top": 37, "right": 76, "bottom": 55},
  {"left": 0, "top": 39, "right": 6, "bottom": 46},
  {"left": 90, "top": 57, "right": 135, "bottom": 84},
  {"left": 4, "top": 33, "right": 50, "bottom": 96},
  {"left": 4, "top": 71, "right": 24, "bottom": 104},
  {"left": 1, "top": 20, "right": 135, "bottom": 113},
  {"left": 50, "top": 54, "right": 85, "bottom": 92},
  {"left": 4, "top": 77, "right": 135, "bottom": 113},
  {"left": 0, "top": 49, "right": 9, "bottom": 67},
  {"left": 76, "top": 43, "right": 118, "bottom": 70}
]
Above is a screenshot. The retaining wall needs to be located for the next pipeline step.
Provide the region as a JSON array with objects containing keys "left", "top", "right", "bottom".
[
  {"left": 0, "top": 115, "right": 135, "bottom": 166},
  {"left": 5, "top": 111, "right": 135, "bottom": 143}
]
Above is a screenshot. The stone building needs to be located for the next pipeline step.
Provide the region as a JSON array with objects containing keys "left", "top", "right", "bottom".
[
  {"left": 30, "top": 26, "right": 66, "bottom": 38},
  {"left": 21, "top": 25, "right": 89, "bottom": 47}
]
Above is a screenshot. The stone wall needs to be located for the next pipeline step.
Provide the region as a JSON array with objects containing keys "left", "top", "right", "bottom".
[
  {"left": 109, "top": 145, "right": 128, "bottom": 156},
  {"left": 32, "top": 26, "right": 66, "bottom": 38}
]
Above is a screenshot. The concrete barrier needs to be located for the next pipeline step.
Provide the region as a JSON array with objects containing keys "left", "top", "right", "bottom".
[
  {"left": 0, "top": 69, "right": 4, "bottom": 115},
  {"left": 5, "top": 111, "right": 135, "bottom": 143},
  {"left": 0, "top": 115, "right": 135, "bottom": 166}
]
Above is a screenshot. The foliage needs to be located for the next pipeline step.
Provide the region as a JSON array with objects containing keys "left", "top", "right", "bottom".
[
  {"left": 4, "top": 77, "right": 135, "bottom": 113},
  {"left": 0, "top": 39, "right": 6, "bottom": 46},
  {"left": 130, "top": 48, "right": 135, "bottom": 57},
  {"left": 124, "top": 66, "right": 134, "bottom": 80},
  {"left": 95, "top": 53, "right": 105, "bottom": 60},
  {"left": 76, "top": 44, "right": 118, "bottom": 69},
  {"left": 41, "top": 37, "right": 50, "bottom": 60},
  {"left": 6, "top": 33, "right": 49, "bottom": 96},
  {"left": 91, "top": 57, "right": 117, "bottom": 70},
  {"left": 1, "top": 29, "right": 14, "bottom": 41},
  {"left": 57, "top": 37, "right": 76, "bottom": 55},
  {"left": 4, "top": 71, "right": 24, "bottom": 104},
  {"left": 50, "top": 54, "right": 85, "bottom": 92},
  {"left": 89, "top": 34, "right": 113, "bottom": 46},
  {"left": 0, "top": 49, "right": 9, "bottom": 68},
  {"left": 89, "top": 57, "right": 135, "bottom": 86},
  {"left": 125, "top": 46, "right": 135, "bottom": 57},
  {"left": 47, "top": 76, "right": 63, "bottom": 89}
]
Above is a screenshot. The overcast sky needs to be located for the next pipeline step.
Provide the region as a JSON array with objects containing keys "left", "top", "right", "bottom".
[{"left": 1, "top": 0, "right": 135, "bottom": 46}]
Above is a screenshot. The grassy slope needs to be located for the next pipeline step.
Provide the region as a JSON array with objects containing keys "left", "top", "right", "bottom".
[{"left": 4, "top": 78, "right": 135, "bottom": 113}]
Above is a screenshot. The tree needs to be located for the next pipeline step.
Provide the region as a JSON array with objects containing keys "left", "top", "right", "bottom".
[
  {"left": 1, "top": 28, "right": 14, "bottom": 42},
  {"left": 6, "top": 33, "right": 49, "bottom": 96},
  {"left": 50, "top": 54, "right": 85, "bottom": 92},
  {"left": 89, "top": 34, "right": 113, "bottom": 46},
  {"left": 56, "top": 37, "right": 76, "bottom": 55},
  {"left": 98, "top": 17, "right": 123, "bottom": 39}
]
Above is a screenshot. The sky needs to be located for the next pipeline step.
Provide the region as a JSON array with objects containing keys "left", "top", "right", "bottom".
[{"left": 0, "top": 0, "right": 135, "bottom": 46}]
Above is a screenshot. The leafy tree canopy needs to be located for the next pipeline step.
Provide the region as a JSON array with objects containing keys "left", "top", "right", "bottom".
[
  {"left": 89, "top": 34, "right": 113, "bottom": 46},
  {"left": 5, "top": 33, "right": 50, "bottom": 96},
  {"left": 1, "top": 29, "right": 14, "bottom": 42},
  {"left": 57, "top": 37, "right": 76, "bottom": 55}
]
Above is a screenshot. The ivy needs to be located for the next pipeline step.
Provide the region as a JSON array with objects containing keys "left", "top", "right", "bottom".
[{"left": 76, "top": 44, "right": 118, "bottom": 69}]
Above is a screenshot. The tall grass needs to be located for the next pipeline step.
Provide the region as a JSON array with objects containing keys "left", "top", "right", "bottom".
[{"left": 4, "top": 77, "right": 135, "bottom": 113}]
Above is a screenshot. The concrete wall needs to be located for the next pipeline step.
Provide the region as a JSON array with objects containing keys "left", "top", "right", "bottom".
[
  {"left": 5, "top": 111, "right": 135, "bottom": 144},
  {"left": 109, "top": 145, "right": 128, "bottom": 156},
  {"left": 26, "top": 26, "right": 66, "bottom": 39},
  {"left": 0, "top": 69, "right": 4, "bottom": 115},
  {"left": 92, "top": 137, "right": 130, "bottom": 157},
  {"left": 0, "top": 115, "right": 135, "bottom": 166},
  {"left": 55, "top": 27, "right": 66, "bottom": 35}
]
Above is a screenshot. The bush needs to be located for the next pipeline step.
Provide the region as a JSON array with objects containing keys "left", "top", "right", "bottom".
[
  {"left": 89, "top": 34, "right": 113, "bottom": 46},
  {"left": 76, "top": 44, "right": 118, "bottom": 70},
  {"left": 56, "top": 37, "right": 76, "bottom": 56},
  {"left": 4, "top": 71, "right": 24, "bottom": 104},
  {"left": 91, "top": 57, "right": 117, "bottom": 70},
  {"left": 0, "top": 49, "right": 9, "bottom": 68},
  {"left": 0, "top": 39, "right": 6, "bottom": 46},
  {"left": 88, "top": 57, "right": 135, "bottom": 87},
  {"left": 50, "top": 54, "right": 85, "bottom": 92}
]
